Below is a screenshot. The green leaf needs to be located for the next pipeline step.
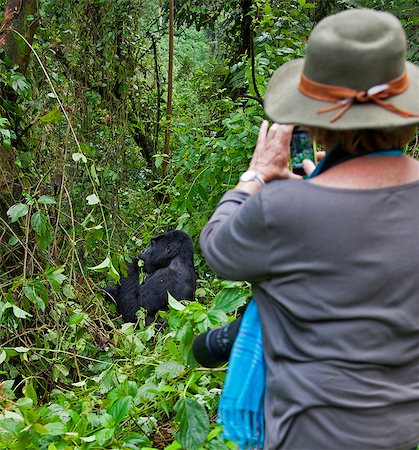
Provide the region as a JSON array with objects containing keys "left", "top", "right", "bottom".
[
  {"left": 13, "top": 346, "right": 29, "bottom": 353},
  {"left": 39, "top": 106, "right": 63, "bottom": 125},
  {"left": 208, "top": 310, "right": 228, "bottom": 324},
  {"left": 23, "top": 284, "right": 46, "bottom": 311},
  {"left": 49, "top": 268, "right": 67, "bottom": 286},
  {"left": 68, "top": 313, "right": 84, "bottom": 325},
  {"left": 87, "top": 193, "right": 100, "bottom": 205},
  {"left": 211, "top": 288, "right": 248, "bottom": 314},
  {"left": 168, "top": 293, "right": 185, "bottom": 310},
  {"left": 264, "top": 2, "right": 272, "bottom": 15},
  {"left": 3, "top": 410, "right": 24, "bottom": 422},
  {"left": 109, "top": 261, "right": 120, "bottom": 282},
  {"left": 16, "top": 151, "right": 32, "bottom": 168},
  {"left": 0, "top": 349, "right": 6, "bottom": 364},
  {"left": 298, "top": 0, "right": 306, "bottom": 5},
  {"left": 80, "top": 436, "right": 96, "bottom": 443},
  {"left": 95, "top": 428, "right": 114, "bottom": 446},
  {"left": 99, "top": 413, "right": 115, "bottom": 429},
  {"left": 16, "top": 397, "right": 33, "bottom": 409},
  {"left": 10, "top": 74, "right": 30, "bottom": 94},
  {"left": 165, "top": 441, "right": 182, "bottom": 450},
  {"left": 7, "top": 203, "right": 29, "bottom": 222},
  {"left": 38, "top": 195, "right": 56, "bottom": 205},
  {"left": 52, "top": 363, "right": 69, "bottom": 381},
  {"left": 12, "top": 305, "right": 32, "bottom": 319},
  {"left": 175, "top": 397, "right": 210, "bottom": 450},
  {"left": 8, "top": 235, "right": 19, "bottom": 246},
  {"left": 109, "top": 396, "right": 132, "bottom": 424},
  {"left": 122, "top": 433, "right": 151, "bottom": 446},
  {"left": 33, "top": 423, "right": 48, "bottom": 434},
  {"left": 44, "top": 422, "right": 67, "bottom": 436},
  {"left": 63, "top": 283, "right": 76, "bottom": 299},
  {"left": 72, "top": 152, "right": 87, "bottom": 163},
  {"left": 23, "top": 382, "right": 38, "bottom": 405},
  {"left": 31, "top": 211, "right": 47, "bottom": 233},
  {"left": 154, "top": 154, "right": 163, "bottom": 168},
  {"left": 31, "top": 211, "right": 53, "bottom": 251},
  {"left": 155, "top": 361, "right": 185, "bottom": 380},
  {"left": 0, "top": 117, "right": 11, "bottom": 128},
  {"left": 90, "top": 164, "right": 99, "bottom": 184},
  {"left": 88, "top": 257, "right": 110, "bottom": 270}
]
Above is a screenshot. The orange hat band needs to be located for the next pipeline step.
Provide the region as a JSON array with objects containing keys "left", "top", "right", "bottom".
[{"left": 299, "top": 71, "right": 419, "bottom": 123}]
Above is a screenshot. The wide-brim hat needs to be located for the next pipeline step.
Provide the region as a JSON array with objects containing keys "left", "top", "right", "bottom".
[{"left": 264, "top": 9, "right": 419, "bottom": 130}]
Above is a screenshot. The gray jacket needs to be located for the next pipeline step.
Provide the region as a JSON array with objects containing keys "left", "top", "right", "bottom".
[{"left": 200, "top": 180, "right": 419, "bottom": 450}]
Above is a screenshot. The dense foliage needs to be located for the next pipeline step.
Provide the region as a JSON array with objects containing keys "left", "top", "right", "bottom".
[{"left": 0, "top": 0, "right": 417, "bottom": 448}]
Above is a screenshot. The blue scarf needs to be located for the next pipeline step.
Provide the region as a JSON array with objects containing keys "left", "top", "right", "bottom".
[
  {"left": 217, "top": 299, "right": 265, "bottom": 449},
  {"left": 217, "top": 147, "right": 403, "bottom": 449}
]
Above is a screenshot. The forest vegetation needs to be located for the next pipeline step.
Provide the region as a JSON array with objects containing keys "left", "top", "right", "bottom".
[{"left": 0, "top": 0, "right": 418, "bottom": 448}]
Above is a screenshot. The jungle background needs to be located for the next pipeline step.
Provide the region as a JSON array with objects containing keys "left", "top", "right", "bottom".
[{"left": 0, "top": 0, "right": 418, "bottom": 448}]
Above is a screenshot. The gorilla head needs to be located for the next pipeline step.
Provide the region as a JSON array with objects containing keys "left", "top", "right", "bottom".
[{"left": 139, "top": 230, "right": 194, "bottom": 274}]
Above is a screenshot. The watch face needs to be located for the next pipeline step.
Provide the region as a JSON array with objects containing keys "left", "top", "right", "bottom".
[{"left": 241, "top": 170, "right": 256, "bottom": 181}]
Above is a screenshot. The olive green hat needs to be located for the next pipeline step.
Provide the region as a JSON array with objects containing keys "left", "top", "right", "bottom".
[{"left": 264, "top": 8, "right": 419, "bottom": 130}]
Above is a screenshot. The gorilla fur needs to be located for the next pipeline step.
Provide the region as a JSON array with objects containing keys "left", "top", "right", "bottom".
[{"left": 105, "top": 230, "right": 196, "bottom": 324}]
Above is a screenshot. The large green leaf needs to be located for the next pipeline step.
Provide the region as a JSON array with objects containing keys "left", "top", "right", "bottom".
[
  {"left": 175, "top": 397, "right": 210, "bottom": 450},
  {"left": 108, "top": 396, "right": 132, "bottom": 424},
  {"left": 31, "top": 211, "right": 53, "bottom": 251},
  {"left": 211, "top": 288, "right": 248, "bottom": 314}
]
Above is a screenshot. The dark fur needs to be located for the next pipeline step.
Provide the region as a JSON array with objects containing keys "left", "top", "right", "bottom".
[{"left": 105, "top": 231, "right": 196, "bottom": 324}]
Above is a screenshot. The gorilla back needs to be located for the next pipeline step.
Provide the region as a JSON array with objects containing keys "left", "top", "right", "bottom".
[{"left": 106, "top": 230, "right": 196, "bottom": 324}]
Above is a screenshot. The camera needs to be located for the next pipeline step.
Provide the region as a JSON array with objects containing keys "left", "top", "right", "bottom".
[
  {"left": 192, "top": 317, "right": 242, "bottom": 368},
  {"left": 290, "top": 128, "right": 317, "bottom": 176}
]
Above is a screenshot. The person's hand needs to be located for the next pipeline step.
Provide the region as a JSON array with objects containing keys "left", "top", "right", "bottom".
[
  {"left": 248, "top": 120, "right": 300, "bottom": 183},
  {"left": 302, "top": 151, "right": 326, "bottom": 176}
]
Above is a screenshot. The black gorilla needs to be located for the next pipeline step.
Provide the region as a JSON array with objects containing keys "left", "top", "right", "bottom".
[{"left": 105, "top": 230, "right": 196, "bottom": 324}]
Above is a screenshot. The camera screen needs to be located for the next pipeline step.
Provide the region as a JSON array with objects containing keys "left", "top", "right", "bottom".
[{"left": 290, "top": 131, "right": 314, "bottom": 166}]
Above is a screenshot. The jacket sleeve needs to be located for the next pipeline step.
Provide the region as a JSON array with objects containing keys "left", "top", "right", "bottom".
[{"left": 199, "top": 189, "right": 271, "bottom": 282}]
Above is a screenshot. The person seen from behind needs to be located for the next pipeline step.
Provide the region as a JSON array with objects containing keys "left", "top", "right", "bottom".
[{"left": 199, "top": 8, "right": 419, "bottom": 450}]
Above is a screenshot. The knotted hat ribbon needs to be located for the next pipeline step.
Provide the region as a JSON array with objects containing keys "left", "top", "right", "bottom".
[{"left": 299, "top": 71, "right": 419, "bottom": 123}]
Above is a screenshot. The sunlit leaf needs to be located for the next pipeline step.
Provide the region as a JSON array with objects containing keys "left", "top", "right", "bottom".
[
  {"left": 39, "top": 106, "right": 63, "bottom": 124},
  {"left": 12, "top": 306, "right": 32, "bottom": 319},
  {"left": 168, "top": 293, "right": 185, "bottom": 310},
  {"left": 13, "top": 346, "right": 29, "bottom": 353},
  {"left": 7, "top": 203, "right": 29, "bottom": 222},
  {"left": 88, "top": 257, "right": 110, "bottom": 270},
  {"left": 87, "top": 193, "right": 100, "bottom": 205},
  {"left": 72, "top": 152, "right": 87, "bottom": 163}
]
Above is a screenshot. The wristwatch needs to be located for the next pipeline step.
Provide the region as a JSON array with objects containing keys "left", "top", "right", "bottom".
[{"left": 239, "top": 170, "right": 266, "bottom": 187}]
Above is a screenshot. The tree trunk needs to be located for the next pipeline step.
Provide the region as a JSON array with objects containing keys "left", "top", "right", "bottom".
[
  {"left": 162, "top": 0, "right": 174, "bottom": 177},
  {"left": 0, "top": 0, "right": 38, "bottom": 70},
  {"left": 0, "top": 0, "right": 39, "bottom": 275}
]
